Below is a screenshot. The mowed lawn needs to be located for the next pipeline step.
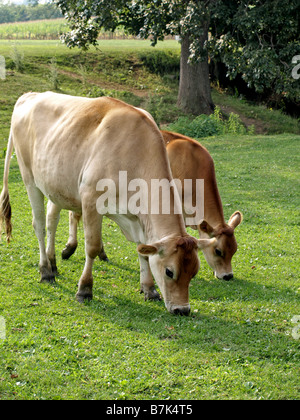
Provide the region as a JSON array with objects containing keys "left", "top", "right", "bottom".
[{"left": 0, "top": 40, "right": 299, "bottom": 400}]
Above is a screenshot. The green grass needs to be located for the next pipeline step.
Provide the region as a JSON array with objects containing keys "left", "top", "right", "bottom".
[{"left": 0, "top": 40, "right": 299, "bottom": 400}]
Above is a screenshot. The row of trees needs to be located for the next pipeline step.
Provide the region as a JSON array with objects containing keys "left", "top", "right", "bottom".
[
  {"left": 55, "top": 0, "right": 300, "bottom": 115},
  {"left": 0, "top": 1, "right": 61, "bottom": 24}
]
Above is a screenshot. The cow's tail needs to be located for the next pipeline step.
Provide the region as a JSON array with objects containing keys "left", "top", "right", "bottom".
[{"left": 0, "top": 131, "right": 14, "bottom": 242}]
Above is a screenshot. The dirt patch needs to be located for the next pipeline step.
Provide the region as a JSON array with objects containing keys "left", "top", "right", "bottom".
[{"left": 219, "top": 104, "right": 269, "bottom": 134}]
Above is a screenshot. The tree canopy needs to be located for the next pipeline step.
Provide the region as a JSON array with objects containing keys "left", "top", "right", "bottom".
[
  {"left": 209, "top": 0, "right": 300, "bottom": 103},
  {"left": 55, "top": 0, "right": 300, "bottom": 108}
]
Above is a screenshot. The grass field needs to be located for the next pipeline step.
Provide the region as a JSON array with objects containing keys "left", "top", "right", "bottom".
[
  {"left": 0, "top": 39, "right": 299, "bottom": 400},
  {"left": 0, "top": 19, "right": 69, "bottom": 40}
]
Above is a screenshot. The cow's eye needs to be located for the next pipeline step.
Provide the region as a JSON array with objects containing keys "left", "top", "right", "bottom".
[
  {"left": 215, "top": 248, "right": 222, "bottom": 257},
  {"left": 165, "top": 268, "right": 174, "bottom": 278}
]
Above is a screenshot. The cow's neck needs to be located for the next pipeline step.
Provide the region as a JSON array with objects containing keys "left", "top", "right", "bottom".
[
  {"left": 203, "top": 177, "right": 226, "bottom": 230},
  {"left": 110, "top": 199, "right": 187, "bottom": 245},
  {"left": 144, "top": 183, "right": 187, "bottom": 242},
  {"left": 141, "top": 212, "right": 187, "bottom": 244}
]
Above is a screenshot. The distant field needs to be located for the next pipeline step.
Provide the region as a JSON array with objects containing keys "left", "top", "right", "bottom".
[
  {"left": 0, "top": 18, "right": 140, "bottom": 41},
  {"left": 0, "top": 19, "right": 68, "bottom": 40}
]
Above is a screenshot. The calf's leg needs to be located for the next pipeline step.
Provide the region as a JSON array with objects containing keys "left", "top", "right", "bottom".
[
  {"left": 62, "top": 211, "right": 81, "bottom": 260},
  {"left": 138, "top": 254, "right": 161, "bottom": 301},
  {"left": 62, "top": 211, "right": 109, "bottom": 262}
]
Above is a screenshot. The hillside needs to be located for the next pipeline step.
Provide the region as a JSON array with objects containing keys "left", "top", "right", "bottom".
[{"left": 0, "top": 38, "right": 299, "bottom": 142}]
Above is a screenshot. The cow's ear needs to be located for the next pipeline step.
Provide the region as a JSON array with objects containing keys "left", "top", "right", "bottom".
[
  {"left": 199, "top": 220, "right": 214, "bottom": 236},
  {"left": 228, "top": 211, "right": 243, "bottom": 229},
  {"left": 137, "top": 243, "right": 158, "bottom": 256},
  {"left": 196, "top": 238, "right": 216, "bottom": 250}
]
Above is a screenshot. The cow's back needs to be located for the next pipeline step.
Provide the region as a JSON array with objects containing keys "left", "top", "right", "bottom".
[{"left": 11, "top": 92, "right": 171, "bottom": 212}]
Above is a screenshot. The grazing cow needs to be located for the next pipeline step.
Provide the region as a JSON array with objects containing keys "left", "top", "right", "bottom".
[
  {"left": 0, "top": 92, "right": 215, "bottom": 315},
  {"left": 161, "top": 131, "right": 242, "bottom": 280},
  {"left": 63, "top": 129, "right": 242, "bottom": 280}
]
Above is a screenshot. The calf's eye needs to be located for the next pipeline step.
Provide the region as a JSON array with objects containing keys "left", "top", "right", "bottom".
[
  {"left": 165, "top": 268, "right": 174, "bottom": 278},
  {"left": 215, "top": 248, "right": 222, "bottom": 257}
]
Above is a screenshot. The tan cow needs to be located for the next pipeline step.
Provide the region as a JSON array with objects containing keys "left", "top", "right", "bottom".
[
  {"left": 63, "top": 129, "right": 242, "bottom": 280},
  {"left": 0, "top": 92, "right": 215, "bottom": 315}
]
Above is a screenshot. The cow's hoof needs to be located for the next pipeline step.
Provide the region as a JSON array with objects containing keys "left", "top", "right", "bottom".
[
  {"left": 99, "top": 251, "right": 109, "bottom": 262},
  {"left": 62, "top": 244, "right": 77, "bottom": 260},
  {"left": 40, "top": 266, "right": 56, "bottom": 284},
  {"left": 76, "top": 290, "right": 93, "bottom": 303},
  {"left": 40, "top": 274, "right": 56, "bottom": 284},
  {"left": 49, "top": 258, "right": 59, "bottom": 276},
  {"left": 140, "top": 285, "right": 161, "bottom": 301}
]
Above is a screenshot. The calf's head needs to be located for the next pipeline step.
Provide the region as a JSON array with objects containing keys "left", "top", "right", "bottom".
[
  {"left": 198, "top": 211, "right": 243, "bottom": 280},
  {"left": 137, "top": 235, "right": 215, "bottom": 315}
]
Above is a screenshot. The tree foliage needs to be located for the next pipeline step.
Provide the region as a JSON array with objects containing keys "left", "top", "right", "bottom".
[
  {"left": 55, "top": 0, "right": 300, "bottom": 105},
  {"left": 209, "top": 0, "right": 300, "bottom": 102},
  {"left": 55, "top": 1, "right": 211, "bottom": 59},
  {"left": 55, "top": 0, "right": 216, "bottom": 114}
]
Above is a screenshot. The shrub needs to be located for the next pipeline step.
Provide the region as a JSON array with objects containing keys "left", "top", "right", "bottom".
[
  {"left": 225, "top": 112, "right": 247, "bottom": 135},
  {"left": 48, "top": 57, "right": 59, "bottom": 90},
  {"left": 167, "top": 106, "right": 247, "bottom": 138},
  {"left": 139, "top": 50, "right": 180, "bottom": 75},
  {"left": 85, "top": 86, "right": 142, "bottom": 107},
  {"left": 10, "top": 45, "right": 24, "bottom": 72}
]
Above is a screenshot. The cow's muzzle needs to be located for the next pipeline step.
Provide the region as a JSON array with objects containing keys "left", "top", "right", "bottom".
[{"left": 215, "top": 272, "right": 234, "bottom": 281}]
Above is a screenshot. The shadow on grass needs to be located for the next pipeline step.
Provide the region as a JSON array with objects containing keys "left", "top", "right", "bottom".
[
  {"left": 28, "top": 258, "right": 299, "bottom": 364},
  {"left": 190, "top": 275, "right": 299, "bottom": 305}
]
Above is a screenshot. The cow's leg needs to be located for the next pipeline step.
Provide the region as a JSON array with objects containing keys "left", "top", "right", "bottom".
[
  {"left": 62, "top": 211, "right": 109, "bottom": 262},
  {"left": 98, "top": 217, "right": 109, "bottom": 262},
  {"left": 46, "top": 201, "right": 61, "bottom": 275},
  {"left": 76, "top": 198, "right": 103, "bottom": 303},
  {"left": 138, "top": 254, "right": 161, "bottom": 301},
  {"left": 62, "top": 211, "right": 81, "bottom": 260},
  {"left": 26, "top": 184, "right": 54, "bottom": 283}
]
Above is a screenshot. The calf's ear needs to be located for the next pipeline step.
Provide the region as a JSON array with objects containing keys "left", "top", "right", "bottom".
[
  {"left": 137, "top": 243, "right": 158, "bottom": 256},
  {"left": 197, "top": 237, "right": 217, "bottom": 250},
  {"left": 199, "top": 220, "right": 215, "bottom": 236},
  {"left": 228, "top": 211, "right": 243, "bottom": 229}
]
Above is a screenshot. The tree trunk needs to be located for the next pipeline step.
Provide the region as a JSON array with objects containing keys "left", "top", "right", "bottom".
[{"left": 177, "top": 33, "right": 214, "bottom": 115}]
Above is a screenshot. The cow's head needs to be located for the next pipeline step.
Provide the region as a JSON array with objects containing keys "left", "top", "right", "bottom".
[
  {"left": 198, "top": 211, "right": 243, "bottom": 280},
  {"left": 137, "top": 235, "right": 215, "bottom": 315}
]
